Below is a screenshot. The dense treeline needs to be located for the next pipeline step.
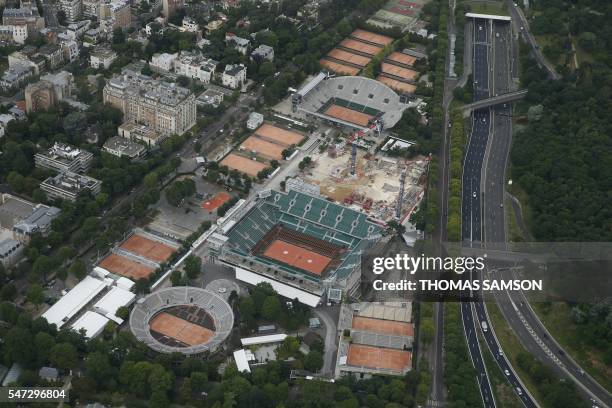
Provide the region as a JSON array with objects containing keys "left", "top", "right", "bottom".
[
  {"left": 515, "top": 351, "right": 586, "bottom": 408},
  {"left": 443, "top": 303, "right": 483, "bottom": 407},
  {"left": 511, "top": 1, "right": 612, "bottom": 242}
]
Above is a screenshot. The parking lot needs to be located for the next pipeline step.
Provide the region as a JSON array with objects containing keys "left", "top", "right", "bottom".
[{"left": 148, "top": 177, "right": 234, "bottom": 240}]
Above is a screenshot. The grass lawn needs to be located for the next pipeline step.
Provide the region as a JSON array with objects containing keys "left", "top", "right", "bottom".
[
  {"left": 570, "top": 36, "right": 594, "bottom": 68},
  {"left": 506, "top": 183, "right": 533, "bottom": 244},
  {"left": 485, "top": 300, "right": 545, "bottom": 405},
  {"left": 505, "top": 194, "right": 525, "bottom": 243},
  {"left": 476, "top": 326, "right": 523, "bottom": 408},
  {"left": 532, "top": 302, "right": 612, "bottom": 392}
]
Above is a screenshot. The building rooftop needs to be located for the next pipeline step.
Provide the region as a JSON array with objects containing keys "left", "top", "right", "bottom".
[
  {"left": 224, "top": 64, "right": 245, "bottom": 77},
  {"left": 1, "top": 64, "right": 33, "bottom": 82},
  {"left": 0, "top": 237, "right": 20, "bottom": 255},
  {"left": 252, "top": 44, "right": 273, "bottom": 55},
  {"left": 37, "top": 142, "right": 89, "bottom": 164},
  {"left": 38, "top": 366, "right": 59, "bottom": 380},
  {"left": 178, "top": 51, "right": 218, "bottom": 72},
  {"left": 107, "top": 69, "right": 193, "bottom": 107},
  {"left": 2, "top": 8, "right": 38, "bottom": 18},
  {"left": 103, "top": 136, "right": 145, "bottom": 157},
  {"left": 91, "top": 48, "right": 117, "bottom": 58},
  {"left": 42, "top": 171, "right": 101, "bottom": 194},
  {"left": 13, "top": 204, "right": 60, "bottom": 235}
]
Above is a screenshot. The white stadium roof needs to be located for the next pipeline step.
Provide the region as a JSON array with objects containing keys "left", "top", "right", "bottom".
[
  {"left": 42, "top": 276, "right": 107, "bottom": 328},
  {"left": 234, "top": 267, "right": 322, "bottom": 307},
  {"left": 94, "top": 287, "right": 135, "bottom": 323},
  {"left": 71, "top": 311, "right": 109, "bottom": 338}
]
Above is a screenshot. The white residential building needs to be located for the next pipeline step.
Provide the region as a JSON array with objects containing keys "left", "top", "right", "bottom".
[
  {"left": 175, "top": 52, "right": 217, "bottom": 83},
  {"left": 0, "top": 24, "right": 28, "bottom": 44},
  {"left": 150, "top": 52, "right": 177, "bottom": 72},
  {"left": 246, "top": 112, "right": 264, "bottom": 130},
  {"left": 90, "top": 48, "right": 117, "bottom": 69},
  {"left": 222, "top": 63, "right": 246, "bottom": 89}
]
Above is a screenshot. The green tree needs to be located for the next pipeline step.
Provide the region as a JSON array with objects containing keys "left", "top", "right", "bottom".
[
  {"left": 184, "top": 255, "right": 201, "bottom": 280},
  {"left": 49, "top": 342, "right": 78, "bottom": 370},
  {"left": 69, "top": 259, "right": 87, "bottom": 280},
  {"left": 261, "top": 296, "right": 281, "bottom": 321},
  {"left": 26, "top": 284, "right": 45, "bottom": 308},
  {"left": 304, "top": 350, "right": 324, "bottom": 372}
]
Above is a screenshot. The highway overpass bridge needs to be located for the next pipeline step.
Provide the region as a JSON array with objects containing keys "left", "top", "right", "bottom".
[{"left": 461, "top": 89, "right": 528, "bottom": 116}]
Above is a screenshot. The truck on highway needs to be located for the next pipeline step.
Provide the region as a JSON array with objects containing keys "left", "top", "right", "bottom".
[{"left": 481, "top": 321, "right": 488, "bottom": 332}]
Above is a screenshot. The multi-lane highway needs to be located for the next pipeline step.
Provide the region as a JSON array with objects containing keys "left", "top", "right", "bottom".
[
  {"left": 478, "top": 16, "right": 612, "bottom": 408},
  {"left": 460, "top": 17, "right": 496, "bottom": 408}
]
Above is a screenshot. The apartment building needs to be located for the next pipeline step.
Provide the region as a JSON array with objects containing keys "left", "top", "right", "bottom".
[{"left": 104, "top": 69, "right": 196, "bottom": 137}]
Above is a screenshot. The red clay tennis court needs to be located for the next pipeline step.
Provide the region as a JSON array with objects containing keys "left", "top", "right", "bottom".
[
  {"left": 254, "top": 123, "right": 304, "bottom": 146},
  {"left": 377, "top": 75, "right": 416, "bottom": 93},
  {"left": 339, "top": 38, "right": 383, "bottom": 56},
  {"left": 99, "top": 253, "right": 155, "bottom": 279},
  {"left": 220, "top": 153, "right": 269, "bottom": 177},
  {"left": 324, "top": 104, "right": 373, "bottom": 127},
  {"left": 202, "top": 191, "right": 231, "bottom": 211},
  {"left": 240, "top": 135, "right": 285, "bottom": 160},
  {"left": 327, "top": 48, "right": 372, "bottom": 67},
  {"left": 350, "top": 29, "right": 393, "bottom": 47},
  {"left": 387, "top": 51, "right": 417, "bottom": 67},
  {"left": 320, "top": 59, "right": 361, "bottom": 76},
  {"left": 352, "top": 316, "right": 415, "bottom": 336},
  {"left": 263, "top": 240, "right": 332, "bottom": 275},
  {"left": 150, "top": 312, "right": 214, "bottom": 346},
  {"left": 347, "top": 344, "right": 412, "bottom": 372},
  {"left": 120, "top": 234, "right": 176, "bottom": 263},
  {"left": 381, "top": 62, "right": 419, "bottom": 80}
]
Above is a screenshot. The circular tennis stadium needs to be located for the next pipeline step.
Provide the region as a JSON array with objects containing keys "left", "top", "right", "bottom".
[{"left": 130, "top": 287, "right": 234, "bottom": 355}]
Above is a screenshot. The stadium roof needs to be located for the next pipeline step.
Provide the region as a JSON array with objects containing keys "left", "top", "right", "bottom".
[
  {"left": 71, "top": 311, "right": 109, "bottom": 338},
  {"left": 235, "top": 267, "right": 321, "bottom": 307},
  {"left": 94, "top": 287, "right": 135, "bottom": 323},
  {"left": 42, "top": 276, "right": 107, "bottom": 328},
  {"left": 233, "top": 349, "right": 251, "bottom": 373},
  {"left": 241, "top": 333, "right": 288, "bottom": 346}
]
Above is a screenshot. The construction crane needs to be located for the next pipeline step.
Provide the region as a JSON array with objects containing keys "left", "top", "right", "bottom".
[
  {"left": 347, "top": 118, "right": 384, "bottom": 176},
  {"left": 395, "top": 163, "right": 407, "bottom": 220}
]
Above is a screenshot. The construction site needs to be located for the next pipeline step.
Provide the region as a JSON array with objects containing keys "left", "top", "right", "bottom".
[{"left": 300, "top": 140, "right": 428, "bottom": 222}]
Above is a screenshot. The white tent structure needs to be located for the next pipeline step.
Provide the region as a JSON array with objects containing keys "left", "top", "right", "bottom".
[
  {"left": 233, "top": 349, "right": 252, "bottom": 373},
  {"left": 42, "top": 276, "right": 106, "bottom": 328},
  {"left": 93, "top": 287, "right": 135, "bottom": 324},
  {"left": 71, "top": 311, "right": 109, "bottom": 338},
  {"left": 241, "top": 333, "right": 287, "bottom": 346}
]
